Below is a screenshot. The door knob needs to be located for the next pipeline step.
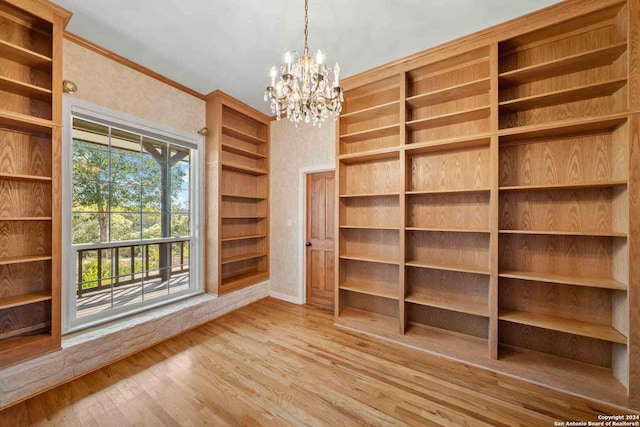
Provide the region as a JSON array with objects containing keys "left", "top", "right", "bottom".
[{"left": 305, "top": 242, "right": 312, "bottom": 247}]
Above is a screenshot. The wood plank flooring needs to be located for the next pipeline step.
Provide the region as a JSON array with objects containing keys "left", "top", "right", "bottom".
[{"left": 0, "top": 297, "right": 629, "bottom": 426}]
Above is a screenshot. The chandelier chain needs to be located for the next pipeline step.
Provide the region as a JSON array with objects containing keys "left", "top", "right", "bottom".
[{"left": 303, "top": 0, "right": 309, "bottom": 56}]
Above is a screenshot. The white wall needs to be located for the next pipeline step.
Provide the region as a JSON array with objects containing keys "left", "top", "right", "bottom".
[{"left": 269, "top": 119, "right": 336, "bottom": 301}]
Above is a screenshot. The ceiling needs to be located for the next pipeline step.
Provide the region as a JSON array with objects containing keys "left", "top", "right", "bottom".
[{"left": 56, "top": 0, "right": 560, "bottom": 114}]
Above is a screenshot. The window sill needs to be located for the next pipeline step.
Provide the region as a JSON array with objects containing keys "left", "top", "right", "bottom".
[{"left": 62, "top": 292, "right": 213, "bottom": 348}]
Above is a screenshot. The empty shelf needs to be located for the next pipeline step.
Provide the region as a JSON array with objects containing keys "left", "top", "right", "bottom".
[
  {"left": 0, "top": 255, "right": 52, "bottom": 266},
  {"left": 337, "top": 307, "right": 398, "bottom": 335},
  {"left": 339, "top": 192, "right": 400, "bottom": 198},
  {"left": 221, "top": 234, "right": 267, "bottom": 242},
  {"left": 221, "top": 162, "right": 268, "bottom": 175},
  {"left": 0, "top": 109, "right": 54, "bottom": 135},
  {"left": 0, "top": 75, "right": 52, "bottom": 101},
  {"left": 0, "top": 172, "right": 52, "bottom": 182},
  {"left": 406, "top": 188, "right": 490, "bottom": 195},
  {"left": 499, "top": 310, "right": 627, "bottom": 344},
  {"left": 499, "top": 78, "right": 626, "bottom": 113},
  {"left": 499, "top": 229, "right": 626, "bottom": 238},
  {"left": 405, "top": 260, "right": 490, "bottom": 276},
  {"left": 405, "top": 293, "right": 489, "bottom": 317},
  {"left": 339, "top": 146, "right": 400, "bottom": 164},
  {"left": 0, "top": 39, "right": 52, "bottom": 70},
  {"left": 499, "top": 43, "right": 627, "bottom": 86},
  {"left": 340, "top": 281, "right": 398, "bottom": 300},
  {"left": 407, "top": 78, "right": 491, "bottom": 109},
  {"left": 407, "top": 227, "right": 490, "bottom": 234},
  {"left": 340, "top": 100, "right": 400, "bottom": 121},
  {"left": 220, "top": 253, "right": 266, "bottom": 264},
  {"left": 406, "top": 106, "right": 490, "bottom": 132},
  {"left": 0, "top": 291, "right": 52, "bottom": 310},
  {"left": 498, "top": 270, "right": 627, "bottom": 291},
  {"left": 499, "top": 181, "right": 627, "bottom": 191},
  {"left": 339, "top": 255, "right": 400, "bottom": 265},
  {"left": 221, "top": 125, "right": 266, "bottom": 145},
  {"left": 340, "top": 124, "right": 400, "bottom": 143},
  {"left": 221, "top": 143, "right": 267, "bottom": 159}
]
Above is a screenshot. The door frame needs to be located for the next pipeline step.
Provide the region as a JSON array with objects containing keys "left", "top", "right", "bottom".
[{"left": 298, "top": 164, "right": 335, "bottom": 305}]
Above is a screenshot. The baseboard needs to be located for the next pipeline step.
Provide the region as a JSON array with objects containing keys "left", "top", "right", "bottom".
[{"left": 269, "top": 290, "right": 303, "bottom": 304}]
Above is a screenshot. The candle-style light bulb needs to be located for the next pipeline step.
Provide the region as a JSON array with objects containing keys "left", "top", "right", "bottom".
[
  {"left": 334, "top": 63, "right": 340, "bottom": 86},
  {"left": 284, "top": 51, "right": 292, "bottom": 73},
  {"left": 270, "top": 65, "right": 277, "bottom": 87},
  {"left": 315, "top": 49, "right": 324, "bottom": 65}
]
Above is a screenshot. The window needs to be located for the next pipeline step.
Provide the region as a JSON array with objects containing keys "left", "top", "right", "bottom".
[{"left": 63, "top": 101, "right": 203, "bottom": 333}]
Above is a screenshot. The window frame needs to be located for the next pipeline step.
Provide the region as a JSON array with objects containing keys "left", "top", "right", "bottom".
[{"left": 62, "top": 97, "right": 204, "bottom": 334}]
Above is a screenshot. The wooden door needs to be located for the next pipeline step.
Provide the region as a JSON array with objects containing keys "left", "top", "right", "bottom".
[{"left": 306, "top": 171, "right": 335, "bottom": 309}]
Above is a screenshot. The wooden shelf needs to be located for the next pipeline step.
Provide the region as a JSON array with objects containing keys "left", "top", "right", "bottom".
[
  {"left": 406, "top": 106, "right": 490, "bottom": 132},
  {"left": 406, "top": 188, "right": 490, "bottom": 196},
  {"left": 339, "top": 281, "right": 398, "bottom": 300},
  {"left": 0, "top": 75, "right": 51, "bottom": 101},
  {"left": 0, "top": 333, "right": 52, "bottom": 362},
  {"left": 339, "top": 225, "right": 400, "bottom": 231},
  {"left": 499, "top": 181, "right": 627, "bottom": 191},
  {"left": 340, "top": 100, "right": 400, "bottom": 121},
  {"left": 405, "top": 260, "right": 490, "bottom": 276},
  {"left": 0, "top": 217, "right": 52, "bottom": 221},
  {"left": 0, "top": 291, "right": 51, "bottom": 310},
  {"left": 499, "top": 78, "right": 627, "bottom": 113},
  {"left": 220, "top": 193, "right": 267, "bottom": 200},
  {"left": 338, "top": 146, "right": 400, "bottom": 164},
  {"left": 406, "top": 135, "right": 491, "bottom": 154},
  {"left": 221, "top": 162, "right": 268, "bottom": 176},
  {"left": 499, "top": 42, "right": 627, "bottom": 86},
  {"left": 0, "top": 109, "right": 54, "bottom": 135},
  {"left": 337, "top": 307, "right": 398, "bottom": 335},
  {"left": 221, "top": 125, "right": 266, "bottom": 145},
  {"left": 404, "top": 322, "right": 489, "bottom": 355},
  {"left": 340, "top": 124, "right": 400, "bottom": 143},
  {"left": 498, "top": 344, "right": 629, "bottom": 407},
  {"left": 221, "top": 143, "right": 266, "bottom": 159},
  {"left": 499, "top": 229, "right": 626, "bottom": 238},
  {"left": 498, "top": 113, "right": 627, "bottom": 143},
  {"left": 221, "top": 270, "right": 269, "bottom": 287},
  {"left": 221, "top": 215, "right": 266, "bottom": 220},
  {"left": 0, "top": 39, "right": 52, "bottom": 70},
  {"left": 220, "top": 252, "right": 266, "bottom": 265},
  {"left": 339, "top": 192, "right": 400, "bottom": 198},
  {"left": 498, "top": 270, "right": 627, "bottom": 291},
  {"left": 0, "top": 322, "right": 51, "bottom": 342},
  {"left": 409, "top": 57, "right": 488, "bottom": 83},
  {"left": 0, "top": 255, "right": 51, "bottom": 266},
  {"left": 221, "top": 234, "right": 267, "bottom": 242},
  {"left": 407, "top": 78, "right": 491, "bottom": 109},
  {"left": 405, "top": 293, "right": 489, "bottom": 317},
  {"left": 0, "top": 172, "right": 52, "bottom": 182},
  {"left": 407, "top": 227, "right": 490, "bottom": 234},
  {"left": 499, "top": 310, "right": 627, "bottom": 344},
  {"left": 339, "top": 255, "right": 399, "bottom": 265}
]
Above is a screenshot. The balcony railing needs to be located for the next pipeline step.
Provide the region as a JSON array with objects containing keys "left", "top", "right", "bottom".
[{"left": 75, "top": 238, "right": 190, "bottom": 297}]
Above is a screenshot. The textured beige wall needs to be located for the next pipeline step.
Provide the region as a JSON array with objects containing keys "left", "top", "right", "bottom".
[
  {"left": 270, "top": 119, "right": 336, "bottom": 300},
  {"left": 63, "top": 39, "right": 205, "bottom": 133}
]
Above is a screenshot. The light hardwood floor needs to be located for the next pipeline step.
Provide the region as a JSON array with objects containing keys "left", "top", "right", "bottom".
[{"left": 0, "top": 297, "right": 628, "bottom": 426}]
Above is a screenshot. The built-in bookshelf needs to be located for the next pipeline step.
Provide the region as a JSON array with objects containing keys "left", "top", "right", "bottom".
[
  {"left": 0, "top": 0, "right": 69, "bottom": 368},
  {"left": 205, "top": 92, "right": 270, "bottom": 294},
  {"left": 335, "top": 0, "right": 638, "bottom": 411}
]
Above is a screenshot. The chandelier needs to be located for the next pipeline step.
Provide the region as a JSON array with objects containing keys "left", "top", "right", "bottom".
[{"left": 264, "top": 0, "right": 343, "bottom": 126}]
